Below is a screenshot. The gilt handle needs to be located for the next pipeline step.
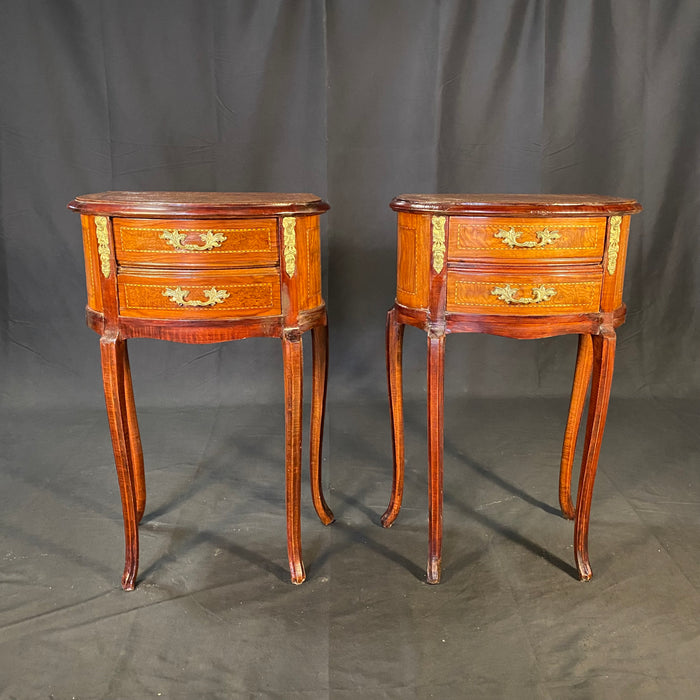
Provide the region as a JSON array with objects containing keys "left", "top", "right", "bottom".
[
  {"left": 494, "top": 227, "right": 560, "bottom": 248},
  {"left": 162, "top": 286, "right": 230, "bottom": 307},
  {"left": 491, "top": 284, "right": 556, "bottom": 305},
  {"left": 160, "top": 229, "right": 227, "bottom": 251}
]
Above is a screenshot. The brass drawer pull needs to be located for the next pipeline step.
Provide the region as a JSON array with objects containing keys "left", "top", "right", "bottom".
[
  {"left": 162, "top": 286, "right": 230, "bottom": 307},
  {"left": 160, "top": 229, "right": 227, "bottom": 251},
  {"left": 491, "top": 284, "right": 556, "bottom": 305},
  {"left": 494, "top": 227, "right": 560, "bottom": 248}
]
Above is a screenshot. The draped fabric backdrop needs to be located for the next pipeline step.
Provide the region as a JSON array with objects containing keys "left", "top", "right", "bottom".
[{"left": 1, "top": 0, "right": 699, "bottom": 409}]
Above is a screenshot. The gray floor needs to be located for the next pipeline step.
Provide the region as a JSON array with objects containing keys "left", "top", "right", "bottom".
[{"left": 1, "top": 397, "right": 700, "bottom": 698}]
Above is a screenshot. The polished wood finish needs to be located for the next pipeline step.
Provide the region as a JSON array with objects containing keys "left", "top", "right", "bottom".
[
  {"left": 69, "top": 191, "right": 332, "bottom": 589},
  {"left": 70, "top": 191, "right": 330, "bottom": 217},
  {"left": 559, "top": 334, "right": 594, "bottom": 520},
  {"left": 384, "top": 194, "right": 641, "bottom": 583},
  {"left": 382, "top": 307, "right": 405, "bottom": 528},
  {"left": 395, "top": 212, "right": 431, "bottom": 309},
  {"left": 100, "top": 332, "right": 139, "bottom": 590},
  {"left": 117, "top": 268, "right": 282, "bottom": 319},
  {"left": 390, "top": 193, "right": 642, "bottom": 216},
  {"left": 448, "top": 216, "right": 606, "bottom": 262},
  {"left": 310, "top": 320, "right": 334, "bottom": 525},
  {"left": 426, "top": 333, "right": 445, "bottom": 584},
  {"left": 575, "top": 330, "right": 616, "bottom": 580},
  {"left": 113, "top": 217, "right": 279, "bottom": 268},
  {"left": 282, "top": 331, "right": 305, "bottom": 584},
  {"left": 446, "top": 266, "right": 603, "bottom": 315}
]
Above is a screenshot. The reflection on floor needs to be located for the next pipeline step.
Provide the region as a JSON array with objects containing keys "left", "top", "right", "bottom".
[{"left": 1, "top": 398, "right": 700, "bottom": 698}]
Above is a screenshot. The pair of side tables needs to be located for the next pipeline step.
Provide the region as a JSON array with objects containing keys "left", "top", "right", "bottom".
[{"left": 68, "top": 191, "right": 641, "bottom": 590}]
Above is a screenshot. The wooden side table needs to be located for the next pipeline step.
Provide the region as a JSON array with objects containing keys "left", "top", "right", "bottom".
[
  {"left": 382, "top": 194, "right": 641, "bottom": 583},
  {"left": 68, "top": 192, "right": 334, "bottom": 589}
]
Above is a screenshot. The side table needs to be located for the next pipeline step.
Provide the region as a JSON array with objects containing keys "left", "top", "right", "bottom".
[
  {"left": 382, "top": 194, "right": 641, "bottom": 583},
  {"left": 69, "top": 192, "right": 333, "bottom": 589}
]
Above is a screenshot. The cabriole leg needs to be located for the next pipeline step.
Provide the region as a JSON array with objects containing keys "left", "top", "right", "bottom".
[
  {"left": 100, "top": 333, "right": 139, "bottom": 591},
  {"left": 574, "top": 330, "right": 616, "bottom": 581},
  {"left": 122, "top": 341, "right": 146, "bottom": 523},
  {"left": 310, "top": 320, "right": 334, "bottom": 525},
  {"left": 382, "top": 307, "right": 406, "bottom": 528},
  {"left": 559, "top": 334, "right": 594, "bottom": 519},
  {"left": 282, "top": 332, "right": 305, "bottom": 584},
  {"left": 426, "top": 332, "right": 445, "bottom": 584}
]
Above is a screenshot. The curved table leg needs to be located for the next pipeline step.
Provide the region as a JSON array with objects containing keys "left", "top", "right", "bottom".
[
  {"left": 574, "top": 330, "right": 616, "bottom": 581},
  {"left": 122, "top": 341, "right": 146, "bottom": 523},
  {"left": 382, "top": 307, "right": 405, "bottom": 528},
  {"left": 426, "top": 332, "right": 445, "bottom": 584},
  {"left": 282, "top": 331, "right": 305, "bottom": 584},
  {"left": 100, "top": 333, "right": 139, "bottom": 591},
  {"left": 559, "top": 334, "right": 593, "bottom": 519},
  {"left": 310, "top": 321, "right": 334, "bottom": 525}
]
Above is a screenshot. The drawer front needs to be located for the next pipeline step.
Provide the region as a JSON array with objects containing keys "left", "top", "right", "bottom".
[
  {"left": 447, "top": 216, "right": 606, "bottom": 262},
  {"left": 446, "top": 268, "right": 602, "bottom": 315},
  {"left": 118, "top": 269, "right": 281, "bottom": 319},
  {"left": 113, "top": 218, "right": 278, "bottom": 267}
]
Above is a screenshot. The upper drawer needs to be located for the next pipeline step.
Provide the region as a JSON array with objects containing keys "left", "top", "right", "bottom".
[
  {"left": 447, "top": 216, "right": 606, "bottom": 262},
  {"left": 112, "top": 217, "right": 278, "bottom": 267}
]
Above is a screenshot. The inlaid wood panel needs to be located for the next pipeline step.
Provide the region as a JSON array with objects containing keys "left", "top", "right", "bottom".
[
  {"left": 81, "top": 215, "right": 103, "bottom": 312},
  {"left": 448, "top": 216, "right": 606, "bottom": 262},
  {"left": 446, "top": 268, "right": 602, "bottom": 315},
  {"left": 113, "top": 217, "right": 278, "bottom": 268},
  {"left": 395, "top": 212, "right": 431, "bottom": 309},
  {"left": 294, "top": 215, "right": 323, "bottom": 310},
  {"left": 601, "top": 215, "right": 631, "bottom": 312},
  {"left": 118, "top": 268, "right": 281, "bottom": 319}
]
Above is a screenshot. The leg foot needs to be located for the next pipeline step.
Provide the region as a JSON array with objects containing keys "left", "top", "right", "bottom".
[
  {"left": 310, "top": 321, "right": 334, "bottom": 525},
  {"left": 427, "top": 556, "right": 441, "bottom": 585},
  {"left": 559, "top": 334, "right": 593, "bottom": 520},
  {"left": 283, "top": 332, "right": 306, "bottom": 584},
  {"left": 426, "top": 333, "right": 445, "bottom": 584},
  {"left": 100, "top": 333, "right": 139, "bottom": 591},
  {"left": 381, "top": 308, "right": 405, "bottom": 528},
  {"left": 574, "top": 331, "right": 616, "bottom": 581}
]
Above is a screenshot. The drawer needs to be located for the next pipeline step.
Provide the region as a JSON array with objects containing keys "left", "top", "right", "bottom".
[
  {"left": 112, "top": 218, "right": 278, "bottom": 267},
  {"left": 446, "top": 268, "right": 602, "bottom": 315},
  {"left": 118, "top": 268, "right": 281, "bottom": 319},
  {"left": 447, "top": 216, "right": 606, "bottom": 262}
]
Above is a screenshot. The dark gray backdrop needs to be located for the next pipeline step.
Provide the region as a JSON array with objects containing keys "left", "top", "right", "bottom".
[
  {"left": 3, "top": 3, "right": 700, "bottom": 697},
  {"left": 1, "top": 0, "right": 699, "bottom": 408}
]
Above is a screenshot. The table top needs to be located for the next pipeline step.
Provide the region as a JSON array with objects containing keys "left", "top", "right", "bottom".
[
  {"left": 68, "top": 191, "right": 330, "bottom": 217},
  {"left": 391, "top": 194, "right": 642, "bottom": 216}
]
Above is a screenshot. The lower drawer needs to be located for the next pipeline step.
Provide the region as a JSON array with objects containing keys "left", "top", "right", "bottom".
[
  {"left": 118, "top": 268, "right": 281, "bottom": 320},
  {"left": 446, "top": 268, "right": 602, "bottom": 315}
]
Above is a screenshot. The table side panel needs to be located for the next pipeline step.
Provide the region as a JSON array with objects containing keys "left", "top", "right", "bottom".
[
  {"left": 395, "top": 212, "right": 431, "bottom": 309},
  {"left": 81, "top": 215, "right": 103, "bottom": 313},
  {"left": 295, "top": 215, "right": 323, "bottom": 311},
  {"left": 601, "top": 215, "right": 632, "bottom": 313}
]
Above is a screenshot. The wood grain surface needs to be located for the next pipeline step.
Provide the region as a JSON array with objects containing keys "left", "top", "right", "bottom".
[
  {"left": 448, "top": 216, "right": 606, "bottom": 262},
  {"left": 113, "top": 217, "right": 278, "bottom": 268}
]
